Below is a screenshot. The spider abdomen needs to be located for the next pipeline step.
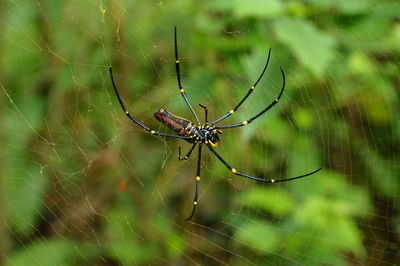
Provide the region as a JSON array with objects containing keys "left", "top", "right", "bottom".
[{"left": 154, "top": 109, "right": 197, "bottom": 139}]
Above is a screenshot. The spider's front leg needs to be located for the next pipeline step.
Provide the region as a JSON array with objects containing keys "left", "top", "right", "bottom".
[
  {"left": 207, "top": 144, "right": 321, "bottom": 183},
  {"left": 110, "top": 68, "right": 191, "bottom": 140},
  {"left": 174, "top": 27, "right": 201, "bottom": 124},
  {"left": 214, "top": 67, "right": 285, "bottom": 130},
  {"left": 178, "top": 144, "right": 197, "bottom": 161},
  {"left": 198, "top": 104, "right": 208, "bottom": 124},
  {"left": 209, "top": 48, "right": 271, "bottom": 126}
]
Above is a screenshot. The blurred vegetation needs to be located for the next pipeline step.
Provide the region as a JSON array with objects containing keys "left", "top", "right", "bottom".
[{"left": 1, "top": 0, "right": 399, "bottom": 265}]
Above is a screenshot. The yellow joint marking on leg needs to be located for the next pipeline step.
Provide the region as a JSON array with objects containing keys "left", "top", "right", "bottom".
[
  {"left": 150, "top": 130, "right": 155, "bottom": 134},
  {"left": 125, "top": 111, "right": 129, "bottom": 114},
  {"left": 196, "top": 137, "right": 200, "bottom": 140},
  {"left": 271, "top": 179, "right": 275, "bottom": 183},
  {"left": 231, "top": 168, "right": 237, "bottom": 174},
  {"left": 242, "top": 121, "right": 248, "bottom": 125},
  {"left": 176, "top": 60, "right": 179, "bottom": 63},
  {"left": 229, "top": 109, "right": 235, "bottom": 114},
  {"left": 205, "top": 140, "right": 209, "bottom": 144},
  {"left": 196, "top": 176, "right": 201, "bottom": 181},
  {"left": 251, "top": 86, "right": 255, "bottom": 90},
  {"left": 193, "top": 201, "right": 198, "bottom": 205},
  {"left": 275, "top": 98, "right": 279, "bottom": 102},
  {"left": 209, "top": 140, "right": 218, "bottom": 147},
  {"left": 180, "top": 89, "right": 185, "bottom": 93}
]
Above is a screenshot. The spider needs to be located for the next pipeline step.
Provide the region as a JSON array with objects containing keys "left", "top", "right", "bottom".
[{"left": 109, "top": 27, "right": 322, "bottom": 221}]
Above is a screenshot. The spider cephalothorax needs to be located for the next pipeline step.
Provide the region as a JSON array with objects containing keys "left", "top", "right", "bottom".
[{"left": 110, "top": 27, "right": 322, "bottom": 221}]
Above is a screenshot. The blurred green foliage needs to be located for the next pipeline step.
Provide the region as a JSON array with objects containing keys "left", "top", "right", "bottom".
[{"left": 1, "top": 0, "right": 399, "bottom": 265}]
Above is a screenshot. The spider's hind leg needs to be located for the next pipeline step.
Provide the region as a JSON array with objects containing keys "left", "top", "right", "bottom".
[
  {"left": 207, "top": 144, "right": 321, "bottom": 183},
  {"left": 185, "top": 144, "right": 203, "bottom": 221}
]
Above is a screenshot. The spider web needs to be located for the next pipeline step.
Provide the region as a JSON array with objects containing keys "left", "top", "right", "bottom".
[{"left": 1, "top": 0, "right": 399, "bottom": 265}]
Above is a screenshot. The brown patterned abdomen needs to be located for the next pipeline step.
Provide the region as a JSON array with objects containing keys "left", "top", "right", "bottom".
[{"left": 153, "top": 109, "right": 193, "bottom": 137}]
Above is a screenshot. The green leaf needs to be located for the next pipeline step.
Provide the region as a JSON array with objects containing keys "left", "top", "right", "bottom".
[
  {"left": 233, "top": 0, "right": 284, "bottom": 18},
  {"left": 356, "top": 90, "right": 392, "bottom": 125},
  {"left": 288, "top": 135, "right": 321, "bottom": 197},
  {"left": 8, "top": 238, "right": 76, "bottom": 266},
  {"left": 238, "top": 187, "right": 295, "bottom": 216},
  {"left": 335, "top": 0, "right": 371, "bottom": 14},
  {"left": 328, "top": 217, "right": 365, "bottom": 256},
  {"left": 235, "top": 220, "right": 280, "bottom": 254},
  {"left": 315, "top": 172, "right": 372, "bottom": 217},
  {"left": 152, "top": 214, "right": 186, "bottom": 258},
  {"left": 166, "top": 234, "right": 186, "bottom": 258},
  {"left": 262, "top": 116, "right": 293, "bottom": 147},
  {"left": 294, "top": 197, "right": 366, "bottom": 257},
  {"left": 204, "top": 0, "right": 234, "bottom": 12},
  {"left": 353, "top": 141, "right": 398, "bottom": 200},
  {"left": 4, "top": 96, "right": 48, "bottom": 234},
  {"left": 105, "top": 204, "right": 160, "bottom": 264},
  {"left": 293, "top": 107, "right": 315, "bottom": 130},
  {"left": 391, "top": 24, "right": 400, "bottom": 50},
  {"left": 308, "top": 0, "right": 372, "bottom": 14},
  {"left": 274, "top": 17, "right": 337, "bottom": 77},
  {"left": 6, "top": 162, "right": 48, "bottom": 234},
  {"left": 348, "top": 52, "right": 376, "bottom": 75}
]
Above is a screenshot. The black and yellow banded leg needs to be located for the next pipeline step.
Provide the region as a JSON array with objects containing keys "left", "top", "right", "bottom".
[
  {"left": 207, "top": 144, "right": 321, "bottom": 183},
  {"left": 178, "top": 143, "right": 197, "bottom": 161},
  {"left": 174, "top": 27, "right": 201, "bottom": 124},
  {"left": 209, "top": 48, "right": 272, "bottom": 126},
  {"left": 185, "top": 144, "right": 202, "bottom": 221},
  {"left": 109, "top": 68, "right": 192, "bottom": 140},
  {"left": 199, "top": 104, "right": 208, "bottom": 124},
  {"left": 215, "top": 67, "right": 286, "bottom": 130}
]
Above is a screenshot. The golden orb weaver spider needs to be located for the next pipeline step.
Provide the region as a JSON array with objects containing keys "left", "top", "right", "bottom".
[{"left": 109, "top": 27, "right": 322, "bottom": 221}]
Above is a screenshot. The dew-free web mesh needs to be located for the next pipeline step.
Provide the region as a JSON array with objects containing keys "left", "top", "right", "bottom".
[{"left": 1, "top": 1, "right": 399, "bottom": 265}]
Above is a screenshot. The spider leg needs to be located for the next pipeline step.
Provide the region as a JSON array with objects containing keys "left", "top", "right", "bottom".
[
  {"left": 209, "top": 48, "right": 271, "bottom": 126},
  {"left": 214, "top": 67, "right": 285, "bottom": 129},
  {"left": 174, "top": 27, "right": 201, "bottom": 124},
  {"left": 110, "top": 68, "right": 191, "bottom": 140},
  {"left": 199, "top": 104, "right": 208, "bottom": 124},
  {"left": 178, "top": 143, "right": 197, "bottom": 161},
  {"left": 207, "top": 144, "right": 321, "bottom": 183},
  {"left": 185, "top": 144, "right": 202, "bottom": 221}
]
